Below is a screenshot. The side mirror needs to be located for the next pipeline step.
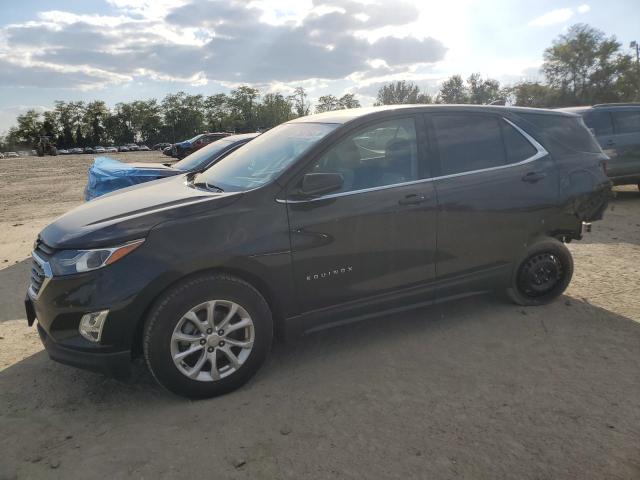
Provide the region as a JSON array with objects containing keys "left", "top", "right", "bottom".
[{"left": 299, "top": 172, "right": 344, "bottom": 197}]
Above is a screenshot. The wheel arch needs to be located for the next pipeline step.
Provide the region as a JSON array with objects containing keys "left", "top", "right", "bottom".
[{"left": 131, "top": 265, "right": 286, "bottom": 356}]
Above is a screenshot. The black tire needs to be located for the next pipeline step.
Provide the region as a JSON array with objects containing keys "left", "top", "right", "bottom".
[
  {"left": 506, "top": 239, "right": 573, "bottom": 306},
  {"left": 143, "top": 273, "right": 273, "bottom": 399}
]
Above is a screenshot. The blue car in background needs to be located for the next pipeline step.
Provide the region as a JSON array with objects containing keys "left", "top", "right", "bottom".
[{"left": 84, "top": 133, "right": 259, "bottom": 200}]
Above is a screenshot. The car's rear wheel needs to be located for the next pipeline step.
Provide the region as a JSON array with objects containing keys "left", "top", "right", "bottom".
[
  {"left": 506, "top": 239, "right": 573, "bottom": 306},
  {"left": 143, "top": 273, "right": 273, "bottom": 399}
]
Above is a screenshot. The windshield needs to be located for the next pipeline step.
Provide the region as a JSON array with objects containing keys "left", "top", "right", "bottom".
[
  {"left": 173, "top": 138, "right": 235, "bottom": 172},
  {"left": 196, "top": 122, "right": 338, "bottom": 192}
]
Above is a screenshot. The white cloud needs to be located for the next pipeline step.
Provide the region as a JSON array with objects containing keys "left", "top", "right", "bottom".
[
  {"left": 529, "top": 4, "right": 591, "bottom": 27},
  {"left": 529, "top": 8, "right": 574, "bottom": 27}
]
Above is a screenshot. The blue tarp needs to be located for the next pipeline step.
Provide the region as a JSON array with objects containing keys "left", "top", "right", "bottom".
[{"left": 85, "top": 156, "right": 167, "bottom": 201}]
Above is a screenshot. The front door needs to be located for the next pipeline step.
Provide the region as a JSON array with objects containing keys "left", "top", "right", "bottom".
[{"left": 284, "top": 115, "right": 437, "bottom": 315}]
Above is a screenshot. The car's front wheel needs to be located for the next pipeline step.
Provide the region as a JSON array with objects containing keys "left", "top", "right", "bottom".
[
  {"left": 143, "top": 273, "right": 273, "bottom": 399},
  {"left": 506, "top": 239, "right": 574, "bottom": 306}
]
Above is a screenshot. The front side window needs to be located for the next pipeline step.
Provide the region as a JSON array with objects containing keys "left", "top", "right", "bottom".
[
  {"left": 196, "top": 122, "right": 338, "bottom": 192},
  {"left": 612, "top": 111, "right": 640, "bottom": 134},
  {"left": 304, "top": 117, "right": 419, "bottom": 193}
]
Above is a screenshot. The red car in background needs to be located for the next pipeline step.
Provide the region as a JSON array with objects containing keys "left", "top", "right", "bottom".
[{"left": 170, "top": 132, "right": 231, "bottom": 159}]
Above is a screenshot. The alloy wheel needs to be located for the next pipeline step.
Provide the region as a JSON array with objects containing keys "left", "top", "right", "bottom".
[{"left": 170, "top": 300, "right": 254, "bottom": 382}]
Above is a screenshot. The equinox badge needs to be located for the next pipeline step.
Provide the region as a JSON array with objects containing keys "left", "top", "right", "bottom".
[{"left": 306, "top": 266, "right": 353, "bottom": 281}]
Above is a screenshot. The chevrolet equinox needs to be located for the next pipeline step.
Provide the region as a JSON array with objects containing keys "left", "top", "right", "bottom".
[{"left": 25, "top": 105, "right": 611, "bottom": 398}]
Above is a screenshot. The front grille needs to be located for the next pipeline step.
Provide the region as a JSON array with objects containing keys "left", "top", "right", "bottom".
[
  {"left": 30, "top": 259, "right": 45, "bottom": 295},
  {"left": 29, "top": 237, "right": 54, "bottom": 297}
]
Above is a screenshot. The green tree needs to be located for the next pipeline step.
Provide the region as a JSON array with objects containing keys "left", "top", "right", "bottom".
[
  {"left": 289, "top": 87, "right": 311, "bottom": 116},
  {"left": 204, "top": 93, "right": 231, "bottom": 131},
  {"left": 257, "top": 93, "right": 293, "bottom": 128},
  {"left": 315, "top": 95, "right": 340, "bottom": 113},
  {"left": 467, "top": 73, "right": 502, "bottom": 104},
  {"left": 543, "top": 23, "right": 637, "bottom": 104},
  {"left": 338, "top": 93, "right": 361, "bottom": 109},
  {"left": 161, "top": 92, "right": 206, "bottom": 142},
  {"left": 7, "top": 110, "right": 43, "bottom": 147},
  {"left": 83, "top": 100, "right": 110, "bottom": 146},
  {"left": 228, "top": 86, "right": 260, "bottom": 132},
  {"left": 437, "top": 75, "right": 469, "bottom": 103},
  {"left": 375, "top": 80, "right": 426, "bottom": 105},
  {"left": 507, "top": 81, "right": 560, "bottom": 108}
]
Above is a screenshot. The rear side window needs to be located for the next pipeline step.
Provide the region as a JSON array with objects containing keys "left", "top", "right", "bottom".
[
  {"left": 583, "top": 111, "right": 614, "bottom": 136},
  {"left": 516, "top": 113, "right": 601, "bottom": 154},
  {"left": 431, "top": 114, "right": 538, "bottom": 175},
  {"left": 612, "top": 111, "right": 640, "bottom": 134},
  {"left": 432, "top": 115, "right": 505, "bottom": 175}
]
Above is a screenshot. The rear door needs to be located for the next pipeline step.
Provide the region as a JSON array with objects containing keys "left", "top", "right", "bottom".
[
  {"left": 285, "top": 115, "right": 438, "bottom": 315},
  {"left": 425, "top": 112, "right": 557, "bottom": 291},
  {"left": 609, "top": 109, "right": 640, "bottom": 180}
]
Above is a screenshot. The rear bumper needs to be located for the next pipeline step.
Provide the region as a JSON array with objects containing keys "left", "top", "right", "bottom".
[{"left": 37, "top": 323, "right": 131, "bottom": 379}]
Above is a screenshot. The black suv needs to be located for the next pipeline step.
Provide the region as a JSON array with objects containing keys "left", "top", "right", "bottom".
[
  {"left": 25, "top": 105, "right": 610, "bottom": 398},
  {"left": 560, "top": 103, "right": 640, "bottom": 189}
]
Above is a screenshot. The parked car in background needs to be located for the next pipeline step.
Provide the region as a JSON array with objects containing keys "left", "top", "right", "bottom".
[
  {"left": 560, "top": 103, "right": 640, "bottom": 190},
  {"left": 26, "top": 105, "right": 610, "bottom": 398},
  {"left": 84, "top": 147, "right": 95, "bottom": 154},
  {"left": 139, "top": 145, "right": 150, "bottom": 151},
  {"left": 0, "top": 152, "right": 5, "bottom": 158},
  {"left": 171, "top": 132, "right": 231, "bottom": 159},
  {"left": 127, "top": 144, "right": 140, "bottom": 151},
  {"left": 118, "top": 146, "right": 130, "bottom": 152},
  {"left": 18, "top": 151, "right": 30, "bottom": 156},
  {"left": 84, "top": 133, "right": 258, "bottom": 200},
  {"left": 162, "top": 146, "right": 173, "bottom": 156},
  {"left": 153, "top": 142, "right": 172, "bottom": 151},
  {"left": 6, "top": 152, "right": 18, "bottom": 158},
  {"left": 94, "top": 146, "right": 106, "bottom": 154},
  {"left": 70, "top": 148, "right": 83, "bottom": 154},
  {"left": 106, "top": 147, "right": 118, "bottom": 153}
]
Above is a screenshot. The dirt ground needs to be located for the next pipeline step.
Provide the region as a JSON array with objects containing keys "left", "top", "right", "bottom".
[{"left": 0, "top": 153, "right": 639, "bottom": 479}]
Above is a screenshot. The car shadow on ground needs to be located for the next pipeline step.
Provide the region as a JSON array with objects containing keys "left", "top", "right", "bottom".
[
  {"left": 2, "top": 293, "right": 639, "bottom": 478},
  {"left": 0, "top": 258, "right": 31, "bottom": 323}
]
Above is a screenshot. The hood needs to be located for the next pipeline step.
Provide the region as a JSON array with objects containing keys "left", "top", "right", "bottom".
[{"left": 41, "top": 175, "right": 241, "bottom": 249}]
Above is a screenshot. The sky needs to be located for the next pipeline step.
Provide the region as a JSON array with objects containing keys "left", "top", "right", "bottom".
[{"left": 0, "top": 0, "right": 638, "bottom": 133}]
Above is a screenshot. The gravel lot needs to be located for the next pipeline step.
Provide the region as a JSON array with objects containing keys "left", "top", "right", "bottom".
[{"left": 1, "top": 153, "right": 639, "bottom": 479}]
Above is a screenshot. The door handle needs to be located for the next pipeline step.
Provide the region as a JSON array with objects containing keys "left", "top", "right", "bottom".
[
  {"left": 398, "top": 194, "right": 428, "bottom": 206},
  {"left": 522, "top": 171, "right": 547, "bottom": 183}
]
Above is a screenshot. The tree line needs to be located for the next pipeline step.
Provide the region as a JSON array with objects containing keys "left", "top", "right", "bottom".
[{"left": 2, "top": 23, "right": 638, "bottom": 150}]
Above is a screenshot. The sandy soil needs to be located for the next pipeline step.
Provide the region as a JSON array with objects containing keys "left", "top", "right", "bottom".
[{"left": 0, "top": 153, "right": 639, "bottom": 479}]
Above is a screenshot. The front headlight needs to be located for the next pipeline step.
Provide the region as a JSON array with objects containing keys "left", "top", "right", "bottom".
[{"left": 49, "top": 239, "right": 145, "bottom": 276}]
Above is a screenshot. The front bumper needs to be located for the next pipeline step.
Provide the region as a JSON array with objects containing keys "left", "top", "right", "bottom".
[{"left": 36, "top": 322, "right": 131, "bottom": 378}]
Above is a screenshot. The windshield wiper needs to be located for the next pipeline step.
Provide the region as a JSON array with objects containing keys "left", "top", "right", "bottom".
[{"left": 191, "top": 174, "right": 224, "bottom": 192}]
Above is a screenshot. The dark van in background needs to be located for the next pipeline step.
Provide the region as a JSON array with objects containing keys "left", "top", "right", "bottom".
[
  {"left": 561, "top": 103, "right": 640, "bottom": 189},
  {"left": 25, "top": 105, "right": 610, "bottom": 398}
]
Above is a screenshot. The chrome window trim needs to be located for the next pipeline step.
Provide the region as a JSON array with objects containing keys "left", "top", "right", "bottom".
[
  {"left": 28, "top": 250, "right": 52, "bottom": 299},
  {"left": 277, "top": 116, "right": 548, "bottom": 204}
]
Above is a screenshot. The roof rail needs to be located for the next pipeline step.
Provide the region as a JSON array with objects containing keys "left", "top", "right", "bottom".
[{"left": 593, "top": 103, "right": 640, "bottom": 108}]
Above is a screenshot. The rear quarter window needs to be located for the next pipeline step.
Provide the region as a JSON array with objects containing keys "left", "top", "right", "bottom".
[
  {"left": 612, "top": 111, "right": 640, "bottom": 134},
  {"left": 516, "top": 113, "right": 602, "bottom": 155}
]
